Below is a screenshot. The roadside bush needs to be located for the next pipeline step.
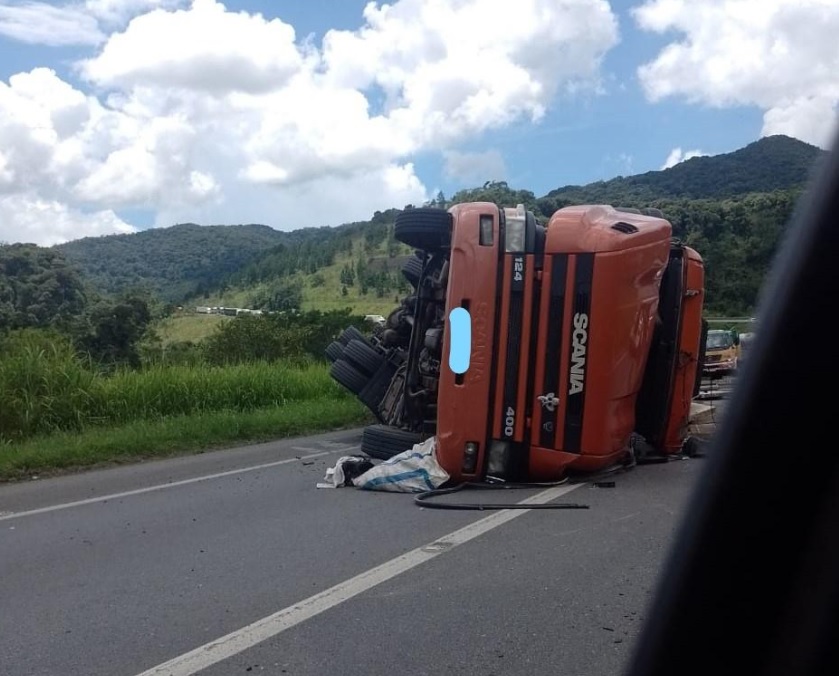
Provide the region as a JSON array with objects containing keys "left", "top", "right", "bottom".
[
  {"left": 280, "top": 309, "right": 369, "bottom": 360},
  {"left": 203, "top": 315, "right": 309, "bottom": 365},
  {"left": 202, "top": 309, "right": 368, "bottom": 364}
]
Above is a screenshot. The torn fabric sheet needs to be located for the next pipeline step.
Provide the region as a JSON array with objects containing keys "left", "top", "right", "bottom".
[{"left": 353, "top": 437, "right": 450, "bottom": 493}]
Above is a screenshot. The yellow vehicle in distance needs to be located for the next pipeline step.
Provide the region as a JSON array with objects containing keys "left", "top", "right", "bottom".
[{"left": 703, "top": 328, "right": 740, "bottom": 377}]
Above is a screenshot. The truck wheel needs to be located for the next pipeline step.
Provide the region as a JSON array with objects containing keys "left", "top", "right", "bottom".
[
  {"left": 329, "top": 359, "right": 368, "bottom": 395},
  {"left": 360, "top": 424, "right": 424, "bottom": 460},
  {"left": 395, "top": 208, "right": 452, "bottom": 250},
  {"left": 325, "top": 341, "right": 344, "bottom": 363},
  {"left": 343, "top": 339, "right": 385, "bottom": 375},
  {"left": 338, "top": 326, "right": 365, "bottom": 346},
  {"left": 401, "top": 255, "right": 423, "bottom": 288}
]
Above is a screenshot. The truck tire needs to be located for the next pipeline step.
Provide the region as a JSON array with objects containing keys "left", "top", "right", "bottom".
[
  {"left": 329, "top": 359, "right": 368, "bottom": 395},
  {"left": 394, "top": 208, "right": 452, "bottom": 250},
  {"left": 325, "top": 341, "right": 344, "bottom": 363},
  {"left": 338, "top": 325, "right": 365, "bottom": 346},
  {"left": 360, "top": 424, "right": 424, "bottom": 460},
  {"left": 401, "top": 255, "right": 423, "bottom": 288},
  {"left": 343, "top": 339, "right": 385, "bottom": 375}
]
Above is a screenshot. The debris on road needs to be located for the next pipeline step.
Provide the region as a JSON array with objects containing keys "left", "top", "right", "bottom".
[
  {"left": 353, "top": 437, "right": 450, "bottom": 493},
  {"left": 316, "top": 456, "right": 374, "bottom": 489},
  {"left": 317, "top": 438, "right": 450, "bottom": 493}
]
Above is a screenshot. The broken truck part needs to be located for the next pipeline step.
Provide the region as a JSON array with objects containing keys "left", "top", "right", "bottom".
[{"left": 326, "top": 203, "right": 706, "bottom": 483}]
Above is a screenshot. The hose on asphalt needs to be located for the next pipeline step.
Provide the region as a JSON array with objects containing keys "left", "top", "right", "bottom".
[
  {"left": 411, "top": 433, "right": 715, "bottom": 511},
  {"left": 412, "top": 451, "right": 647, "bottom": 511},
  {"left": 413, "top": 479, "right": 591, "bottom": 511}
]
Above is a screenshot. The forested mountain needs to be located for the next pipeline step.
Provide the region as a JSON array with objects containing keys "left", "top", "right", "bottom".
[
  {"left": 541, "top": 134, "right": 823, "bottom": 205},
  {"left": 0, "top": 244, "right": 88, "bottom": 331},
  {"left": 41, "top": 135, "right": 823, "bottom": 316},
  {"left": 0, "top": 243, "right": 155, "bottom": 365},
  {"left": 56, "top": 222, "right": 288, "bottom": 302}
]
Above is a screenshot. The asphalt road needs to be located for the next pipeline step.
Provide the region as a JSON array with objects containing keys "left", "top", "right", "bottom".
[{"left": 0, "top": 428, "right": 707, "bottom": 676}]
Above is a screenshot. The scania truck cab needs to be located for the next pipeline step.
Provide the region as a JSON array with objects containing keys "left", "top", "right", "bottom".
[{"left": 327, "top": 203, "right": 706, "bottom": 483}]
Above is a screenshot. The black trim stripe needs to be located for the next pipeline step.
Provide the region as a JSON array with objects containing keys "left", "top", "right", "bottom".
[
  {"left": 563, "top": 253, "right": 594, "bottom": 454},
  {"left": 522, "top": 256, "right": 541, "bottom": 420},
  {"left": 539, "top": 254, "right": 568, "bottom": 448},
  {"left": 501, "top": 254, "right": 526, "bottom": 440},
  {"left": 481, "top": 210, "right": 505, "bottom": 477}
]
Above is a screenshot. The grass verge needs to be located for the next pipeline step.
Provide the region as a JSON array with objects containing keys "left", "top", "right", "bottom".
[
  {"left": 155, "top": 313, "right": 230, "bottom": 345},
  {"left": 0, "top": 398, "right": 371, "bottom": 482}
]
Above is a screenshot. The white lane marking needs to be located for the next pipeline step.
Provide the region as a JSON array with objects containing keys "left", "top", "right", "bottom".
[
  {"left": 135, "top": 482, "right": 583, "bottom": 676},
  {"left": 613, "top": 512, "right": 640, "bottom": 522},
  {"left": 0, "top": 448, "right": 354, "bottom": 523}
]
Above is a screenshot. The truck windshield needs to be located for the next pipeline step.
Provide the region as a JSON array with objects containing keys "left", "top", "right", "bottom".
[{"left": 707, "top": 332, "right": 733, "bottom": 349}]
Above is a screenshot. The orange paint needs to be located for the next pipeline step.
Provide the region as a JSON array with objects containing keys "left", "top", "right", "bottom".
[
  {"left": 435, "top": 203, "right": 703, "bottom": 482},
  {"left": 663, "top": 246, "right": 705, "bottom": 453}
]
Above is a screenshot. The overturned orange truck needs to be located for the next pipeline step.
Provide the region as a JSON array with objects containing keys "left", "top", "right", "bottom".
[{"left": 326, "top": 203, "right": 707, "bottom": 483}]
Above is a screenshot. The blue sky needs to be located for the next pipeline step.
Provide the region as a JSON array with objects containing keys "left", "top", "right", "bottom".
[
  {"left": 0, "top": 0, "right": 835, "bottom": 244},
  {"left": 231, "top": 0, "right": 764, "bottom": 191}
]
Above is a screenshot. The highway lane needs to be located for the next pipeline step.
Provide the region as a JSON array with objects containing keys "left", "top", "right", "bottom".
[{"left": 0, "top": 429, "right": 706, "bottom": 676}]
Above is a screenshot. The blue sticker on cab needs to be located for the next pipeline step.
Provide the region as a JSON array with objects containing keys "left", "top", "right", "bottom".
[{"left": 448, "top": 307, "right": 471, "bottom": 375}]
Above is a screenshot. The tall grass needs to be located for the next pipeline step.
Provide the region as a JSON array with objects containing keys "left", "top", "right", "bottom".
[
  {"left": 92, "top": 362, "right": 344, "bottom": 423},
  {"left": 0, "top": 331, "right": 351, "bottom": 442}
]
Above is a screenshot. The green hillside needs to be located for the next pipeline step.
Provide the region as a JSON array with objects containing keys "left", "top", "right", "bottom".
[
  {"left": 44, "top": 134, "right": 823, "bottom": 343},
  {"left": 197, "top": 227, "right": 415, "bottom": 317}
]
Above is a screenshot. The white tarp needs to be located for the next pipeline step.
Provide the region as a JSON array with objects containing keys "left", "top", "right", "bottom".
[{"left": 352, "top": 437, "right": 450, "bottom": 493}]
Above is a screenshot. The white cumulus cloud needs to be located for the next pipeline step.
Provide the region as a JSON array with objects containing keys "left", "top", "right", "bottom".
[
  {"left": 0, "top": 0, "right": 184, "bottom": 46},
  {"left": 85, "top": 0, "right": 186, "bottom": 27},
  {"left": 320, "top": 0, "right": 619, "bottom": 146},
  {"left": 633, "top": 0, "right": 839, "bottom": 149},
  {"left": 0, "top": 67, "right": 221, "bottom": 225},
  {"left": 0, "top": 0, "right": 620, "bottom": 244},
  {"left": 0, "top": 193, "right": 135, "bottom": 246},
  {"left": 0, "top": 1, "right": 104, "bottom": 46},
  {"left": 661, "top": 147, "right": 707, "bottom": 170},
  {"left": 80, "top": 0, "right": 304, "bottom": 93}
]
